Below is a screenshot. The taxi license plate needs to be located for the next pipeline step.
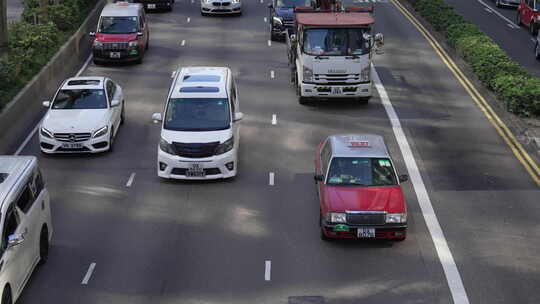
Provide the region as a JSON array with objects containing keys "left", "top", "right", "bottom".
[
  {"left": 186, "top": 164, "right": 205, "bottom": 177},
  {"left": 110, "top": 52, "right": 121, "bottom": 59},
  {"left": 61, "top": 143, "right": 83, "bottom": 149},
  {"left": 357, "top": 228, "right": 375, "bottom": 238},
  {"left": 147, "top": 4, "right": 156, "bottom": 9},
  {"left": 332, "top": 87, "right": 342, "bottom": 95}
]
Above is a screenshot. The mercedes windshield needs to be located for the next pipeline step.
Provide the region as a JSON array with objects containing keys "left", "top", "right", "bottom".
[{"left": 52, "top": 89, "right": 108, "bottom": 110}]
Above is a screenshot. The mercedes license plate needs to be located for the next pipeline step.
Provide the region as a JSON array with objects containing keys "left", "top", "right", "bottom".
[
  {"left": 110, "top": 52, "right": 121, "bottom": 59},
  {"left": 186, "top": 163, "right": 205, "bottom": 177},
  {"left": 357, "top": 227, "right": 375, "bottom": 238},
  {"left": 147, "top": 4, "right": 156, "bottom": 9},
  {"left": 332, "top": 87, "right": 342, "bottom": 95},
  {"left": 61, "top": 143, "right": 83, "bottom": 149}
]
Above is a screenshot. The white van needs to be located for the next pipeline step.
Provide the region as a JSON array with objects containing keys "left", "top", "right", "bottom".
[
  {"left": 152, "top": 67, "right": 244, "bottom": 180},
  {"left": 0, "top": 156, "right": 53, "bottom": 304}
]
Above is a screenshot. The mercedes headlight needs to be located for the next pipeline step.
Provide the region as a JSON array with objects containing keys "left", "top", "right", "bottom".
[
  {"left": 232, "top": 0, "right": 240, "bottom": 3},
  {"left": 215, "top": 136, "right": 234, "bottom": 155},
  {"left": 40, "top": 127, "right": 53, "bottom": 139},
  {"left": 360, "top": 66, "right": 371, "bottom": 82},
  {"left": 93, "top": 40, "right": 103, "bottom": 48},
  {"left": 128, "top": 40, "right": 139, "bottom": 47},
  {"left": 159, "top": 138, "right": 176, "bottom": 155},
  {"left": 386, "top": 213, "right": 407, "bottom": 224},
  {"left": 93, "top": 126, "right": 108, "bottom": 138},
  {"left": 327, "top": 212, "right": 346, "bottom": 223},
  {"left": 272, "top": 16, "right": 283, "bottom": 26},
  {"left": 303, "top": 66, "right": 313, "bottom": 82}
]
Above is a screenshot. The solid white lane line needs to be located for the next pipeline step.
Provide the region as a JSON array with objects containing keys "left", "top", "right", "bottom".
[
  {"left": 187, "top": 17, "right": 191, "bottom": 23},
  {"left": 484, "top": 7, "right": 493, "bottom": 13},
  {"left": 265, "top": 260, "right": 271, "bottom": 281},
  {"left": 126, "top": 173, "right": 136, "bottom": 187},
  {"left": 260, "top": 0, "right": 263, "bottom": 3},
  {"left": 181, "top": 39, "right": 186, "bottom": 46},
  {"left": 81, "top": 262, "right": 96, "bottom": 285},
  {"left": 271, "top": 114, "right": 277, "bottom": 125},
  {"left": 372, "top": 65, "right": 470, "bottom": 304},
  {"left": 269, "top": 172, "right": 275, "bottom": 186},
  {"left": 477, "top": 0, "right": 518, "bottom": 28},
  {"left": 507, "top": 23, "right": 516, "bottom": 29},
  {"left": 270, "top": 70, "right": 275, "bottom": 79},
  {"left": 15, "top": 54, "right": 92, "bottom": 155},
  {"left": 268, "top": 40, "right": 272, "bottom": 47},
  {"left": 532, "top": 38, "right": 537, "bottom": 43},
  {"left": 264, "top": 17, "right": 267, "bottom": 23}
]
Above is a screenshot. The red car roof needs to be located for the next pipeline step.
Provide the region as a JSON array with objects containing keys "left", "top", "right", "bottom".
[{"left": 295, "top": 12, "right": 375, "bottom": 26}]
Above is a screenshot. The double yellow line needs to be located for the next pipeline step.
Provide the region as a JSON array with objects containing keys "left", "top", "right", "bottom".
[{"left": 390, "top": 0, "right": 540, "bottom": 187}]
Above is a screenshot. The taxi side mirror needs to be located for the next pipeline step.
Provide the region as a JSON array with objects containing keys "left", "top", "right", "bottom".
[
  {"left": 399, "top": 174, "right": 408, "bottom": 183},
  {"left": 314, "top": 174, "right": 324, "bottom": 182}
]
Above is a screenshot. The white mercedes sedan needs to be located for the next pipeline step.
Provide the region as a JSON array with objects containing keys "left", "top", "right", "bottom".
[{"left": 39, "top": 77, "right": 125, "bottom": 153}]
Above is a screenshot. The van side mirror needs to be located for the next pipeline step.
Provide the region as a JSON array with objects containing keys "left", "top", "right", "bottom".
[
  {"left": 7, "top": 234, "right": 24, "bottom": 249},
  {"left": 399, "top": 174, "right": 408, "bottom": 183},
  {"left": 234, "top": 112, "right": 244, "bottom": 122},
  {"left": 137, "top": 32, "right": 144, "bottom": 37},
  {"left": 42, "top": 101, "right": 51, "bottom": 108},
  {"left": 152, "top": 113, "right": 162, "bottom": 123},
  {"left": 314, "top": 174, "right": 324, "bottom": 182},
  {"left": 111, "top": 99, "right": 121, "bottom": 107}
]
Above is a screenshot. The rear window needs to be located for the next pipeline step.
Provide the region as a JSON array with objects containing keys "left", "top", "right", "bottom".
[
  {"left": 183, "top": 75, "right": 221, "bottom": 82},
  {"left": 179, "top": 86, "right": 220, "bottom": 93}
]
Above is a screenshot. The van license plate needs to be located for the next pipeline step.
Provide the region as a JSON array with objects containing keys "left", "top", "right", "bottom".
[
  {"left": 332, "top": 87, "right": 342, "bottom": 95},
  {"left": 186, "top": 164, "right": 205, "bottom": 177},
  {"left": 110, "top": 52, "right": 121, "bottom": 59},
  {"left": 61, "top": 143, "right": 83, "bottom": 149},
  {"left": 148, "top": 4, "right": 156, "bottom": 9},
  {"left": 357, "top": 228, "right": 375, "bottom": 238}
]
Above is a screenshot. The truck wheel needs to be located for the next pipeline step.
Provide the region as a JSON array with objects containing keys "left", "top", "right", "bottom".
[{"left": 296, "top": 75, "right": 309, "bottom": 105}]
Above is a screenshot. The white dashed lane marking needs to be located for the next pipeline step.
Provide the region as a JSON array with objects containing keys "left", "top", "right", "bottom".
[
  {"left": 265, "top": 260, "right": 271, "bottom": 281},
  {"left": 81, "top": 263, "right": 96, "bottom": 285},
  {"left": 271, "top": 114, "right": 277, "bottom": 125},
  {"left": 270, "top": 70, "right": 275, "bottom": 79},
  {"left": 126, "top": 173, "right": 136, "bottom": 187},
  {"left": 269, "top": 172, "right": 275, "bottom": 186}
]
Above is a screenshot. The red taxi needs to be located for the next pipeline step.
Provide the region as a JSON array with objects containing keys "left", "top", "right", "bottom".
[
  {"left": 90, "top": 2, "right": 150, "bottom": 65},
  {"left": 517, "top": 0, "right": 540, "bottom": 35},
  {"left": 314, "top": 134, "right": 409, "bottom": 241}
]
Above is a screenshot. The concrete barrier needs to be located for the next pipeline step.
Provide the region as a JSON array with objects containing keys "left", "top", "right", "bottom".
[{"left": 0, "top": 0, "right": 106, "bottom": 154}]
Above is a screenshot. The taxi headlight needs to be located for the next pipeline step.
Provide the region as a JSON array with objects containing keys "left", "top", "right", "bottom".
[
  {"left": 128, "top": 40, "right": 139, "bottom": 48},
  {"left": 303, "top": 66, "right": 313, "bottom": 82},
  {"left": 159, "top": 138, "right": 176, "bottom": 155},
  {"left": 40, "top": 127, "right": 53, "bottom": 139},
  {"left": 93, "top": 126, "right": 108, "bottom": 138},
  {"left": 327, "top": 212, "right": 347, "bottom": 223},
  {"left": 386, "top": 213, "right": 407, "bottom": 224},
  {"left": 360, "top": 66, "right": 371, "bottom": 82},
  {"left": 215, "top": 136, "right": 234, "bottom": 155},
  {"left": 272, "top": 16, "right": 283, "bottom": 26}
]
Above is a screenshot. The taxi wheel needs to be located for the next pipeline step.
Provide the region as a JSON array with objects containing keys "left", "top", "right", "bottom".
[
  {"left": 120, "top": 103, "right": 125, "bottom": 125},
  {"left": 38, "top": 227, "right": 49, "bottom": 265},
  {"left": 516, "top": 12, "right": 521, "bottom": 26},
  {"left": 530, "top": 22, "right": 538, "bottom": 35},
  {"left": 319, "top": 212, "right": 331, "bottom": 241}
]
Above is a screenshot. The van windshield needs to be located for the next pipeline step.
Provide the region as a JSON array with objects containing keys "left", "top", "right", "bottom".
[
  {"left": 303, "top": 28, "right": 370, "bottom": 56},
  {"left": 164, "top": 98, "right": 231, "bottom": 131},
  {"left": 99, "top": 16, "right": 139, "bottom": 34}
]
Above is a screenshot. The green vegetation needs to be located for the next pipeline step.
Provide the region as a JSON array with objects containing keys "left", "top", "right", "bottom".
[
  {"left": 0, "top": 0, "right": 98, "bottom": 111},
  {"left": 407, "top": 0, "right": 540, "bottom": 116}
]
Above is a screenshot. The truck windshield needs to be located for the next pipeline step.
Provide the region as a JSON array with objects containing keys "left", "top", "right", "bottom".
[
  {"left": 326, "top": 157, "right": 397, "bottom": 186},
  {"left": 99, "top": 16, "right": 139, "bottom": 34},
  {"left": 276, "top": 0, "right": 312, "bottom": 8},
  {"left": 164, "top": 98, "right": 231, "bottom": 131},
  {"left": 303, "top": 28, "right": 370, "bottom": 56}
]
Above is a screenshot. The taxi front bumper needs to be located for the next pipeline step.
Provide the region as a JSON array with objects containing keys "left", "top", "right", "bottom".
[
  {"left": 321, "top": 221, "right": 407, "bottom": 240},
  {"left": 300, "top": 82, "right": 372, "bottom": 98}
]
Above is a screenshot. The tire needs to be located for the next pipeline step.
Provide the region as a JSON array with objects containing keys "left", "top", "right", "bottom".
[
  {"left": 1, "top": 287, "right": 12, "bottom": 304},
  {"left": 146, "top": 38, "right": 149, "bottom": 50},
  {"left": 530, "top": 22, "right": 538, "bottom": 36},
  {"left": 120, "top": 102, "right": 125, "bottom": 125},
  {"left": 516, "top": 12, "right": 522, "bottom": 26},
  {"left": 136, "top": 56, "right": 143, "bottom": 64},
  {"left": 356, "top": 97, "right": 370, "bottom": 104},
  {"left": 536, "top": 43, "right": 540, "bottom": 60},
  {"left": 495, "top": 0, "right": 501, "bottom": 8},
  {"left": 320, "top": 213, "right": 331, "bottom": 241},
  {"left": 108, "top": 128, "right": 115, "bottom": 152},
  {"left": 38, "top": 227, "right": 49, "bottom": 265},
  {"left": 394, "top": 236, "right": 407, "bottom": 242},
  {"left": 295, "top": 74, "right": 309, "bottom": 105},
  {"left": 93, "top": 58, "right": 102, "bottom": 65}
]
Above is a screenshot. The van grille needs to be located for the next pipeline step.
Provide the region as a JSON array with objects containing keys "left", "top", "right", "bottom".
[{"left": 172, "top": 142, "right": 220, "bottom": 158}]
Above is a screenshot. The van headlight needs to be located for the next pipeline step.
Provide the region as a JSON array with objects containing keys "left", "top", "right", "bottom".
[
  {"left": 93, "top": 126, "right": 108, "bottom": 138},
  {"left": 40, "top": 127, "right": 53, "bottom": 139},
  {"left": 215, "top": 136, "right": 234, "bottom": 155},
  {"left": 303, "top": 66, "right": 313, "bottom": 83},
  {"left": 360, "top": 66, "right": 371, "bottom": 82},
  {"left": 159, "top": 138, "right": 176, "bottom": 155},
  {"left": 386, "top": 213, "right": 407, "bottom": 224},
  {"left": 326, "top": 212, "right": 346, "bottom": 223}
]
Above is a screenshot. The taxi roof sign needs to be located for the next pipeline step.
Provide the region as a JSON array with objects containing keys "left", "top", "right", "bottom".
[{"left": 349, "top": 141, "right": 370, "bottom": 147}]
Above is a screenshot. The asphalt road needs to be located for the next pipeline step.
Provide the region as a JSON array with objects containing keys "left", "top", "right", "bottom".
[
  {"left": 444, "top": 0, "right": 540, "bottom": 78},
  {"left": 9, "top": 0, "right": 540, "bottom": 303}
]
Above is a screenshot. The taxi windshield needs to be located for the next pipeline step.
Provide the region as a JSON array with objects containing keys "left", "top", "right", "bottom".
[
  {"left": 99, "top": 16, "right": 138, "bottom": 34},
  {"left": 326, "top": 157, "right": 397, "bottom": 186}
]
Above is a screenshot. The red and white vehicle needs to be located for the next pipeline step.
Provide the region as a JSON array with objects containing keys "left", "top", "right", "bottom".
[
  {"left": 314, "top": 134, "right": 409, "bottom": 241},
  {"left": 517, "top": 0, "right": 540, "bottom": 35}
]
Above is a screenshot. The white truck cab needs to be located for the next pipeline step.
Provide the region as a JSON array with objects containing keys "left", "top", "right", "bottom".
[
  {"left": 0, "top": 156, "right": 53, "bottom": 304},
  {"left": 152, "top": 67, "right": 244, "bottom": 180}
]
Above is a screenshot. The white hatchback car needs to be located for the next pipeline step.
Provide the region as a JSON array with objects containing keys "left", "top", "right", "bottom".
[
  {"left": 201, "top": 0, "right": 242, "bottom": 16},
  {"left": 39, "top": 77, "right": 125, "bottom": 153},
  {"left": 153, "top": 67, "right": 243, "bottom": 180}
]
